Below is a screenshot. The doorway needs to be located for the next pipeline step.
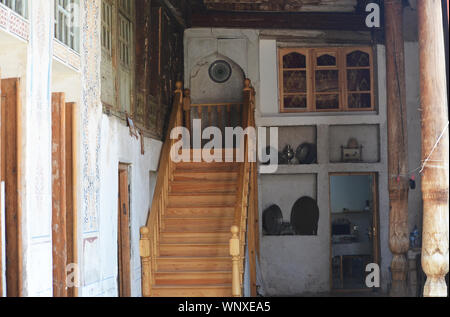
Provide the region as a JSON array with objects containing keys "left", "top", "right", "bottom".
[
  {"left": 329, "top": 173, "right": 380, "bottom": 291},
  {"left": 118, "top": 164, "right": 131, "bottom": 297}
]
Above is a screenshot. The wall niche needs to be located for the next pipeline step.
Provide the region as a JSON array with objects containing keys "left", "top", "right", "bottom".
[
  {"left": 328, "top": 124, "right": 380, "bottom": 163},
  {"left": 264, "top": 125, "right": 317, "bottom": 165},
  {"left": 260, "top": 174, "right": 318, "bottom": 236}
]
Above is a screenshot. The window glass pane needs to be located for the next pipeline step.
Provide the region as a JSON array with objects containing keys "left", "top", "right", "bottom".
[
  {"left": 348, "top": 93, "right": 372, "bottom": 109},
  {"left": 347, "top": 69, "right": 371, "bottom": 92},
  {"left": 283, "top": 52, "right": 306, "bottom": 69},
  {"left": 316, "top": 94, "right": 339, "bottom": 110},
  {"left": 55, "top": 0, "right": 80, "bottom": 52},
  {"left": 346, "top": 50, "right": 370, "bottom": 67},
  {"left": 283, "top": 71, "right": 307, "bottom": 93},
  {"left": 315, "top": 70, "right": 339, "bottom": 92},
  {"left": 317, "top": 54, "right": 336, "bottom": 67},
  {"left": 284, "top": 95, "right": 307, "bottom": 109}
]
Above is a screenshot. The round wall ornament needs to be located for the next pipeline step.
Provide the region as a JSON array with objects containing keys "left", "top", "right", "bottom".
[{"left": 209, "top": 60, "right": 232, "bottom": 83}]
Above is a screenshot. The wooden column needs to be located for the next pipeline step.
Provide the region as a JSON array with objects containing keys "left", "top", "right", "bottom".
[
  {"left": 384, "top": 0, "right": 410, "bottom": 296},
  {"left": 417, "top": 0, "right": 449, "bottom": 297}
]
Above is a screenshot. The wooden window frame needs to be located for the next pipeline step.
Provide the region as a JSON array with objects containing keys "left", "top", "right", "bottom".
[
  {"left": 279, "top": 46, "right": 375, "bottom": 113},
  {"left": 101, "top": 0, "right": 135, "bottom": 115},
  {"left": 101, "top": 0, "right": 113, "bottom": 56},
  {"left": 54, "top": 0, "right": 80, "bottom": 52}
]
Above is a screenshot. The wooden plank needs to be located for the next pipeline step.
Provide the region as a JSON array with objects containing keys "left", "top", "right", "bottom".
[
  {"left": 118, "top": 165, "right": 131, "bottom": 297},
  {"left": 51, "top": 93, "right": 68, "bottom": 297},
  {"left": 65, "top": 102, "right": 76, "bottom": 297},
  {"left": 1, "top": 78, "right": 22, "bottom": 297},
  {"left": 0, "top": 68, "right": 2, "bottom": 297}
]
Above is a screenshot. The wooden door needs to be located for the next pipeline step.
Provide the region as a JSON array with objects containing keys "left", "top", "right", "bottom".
[
  {"left": 65, "top": 102, "right": 77, "bottom": 297},
  {"left": 52, "top": 92, "right": 68, "bottom": 297},
  {"left": 118, "top": 164, "right": 131, "bottom": 297},
  {"left": 1, "top": 77, "right": 22, "bottom": 297},
  {"left": 0, "top": 69, "right": 3, "bottom": 297},
  {"left": 52, "top": 94, "right": 78, "bottom": 297}
]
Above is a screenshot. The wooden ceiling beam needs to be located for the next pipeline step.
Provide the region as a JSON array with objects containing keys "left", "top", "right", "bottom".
[{"left": 190, "top": 10, "right": 371, "bottom": 30}]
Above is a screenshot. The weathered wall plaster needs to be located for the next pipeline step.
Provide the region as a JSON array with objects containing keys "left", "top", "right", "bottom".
[{"left": 80, "top": 115, "right": 161, "bottom": 297}]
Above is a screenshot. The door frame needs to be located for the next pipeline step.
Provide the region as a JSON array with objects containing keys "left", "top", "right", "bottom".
[
  {"left": 118, "top": 163, "right": 131, "bottom": 297},
  {"left": 328, "top": 172, "right": 380, "bottom": 292}
]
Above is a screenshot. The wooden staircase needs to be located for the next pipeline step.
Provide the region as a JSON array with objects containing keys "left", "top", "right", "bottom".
[
  {"left": 151, "top": 161, "right": 238, "bottom": 297},
  {"left": 140, "top": 80, "right": 259, "bottom": 297}
]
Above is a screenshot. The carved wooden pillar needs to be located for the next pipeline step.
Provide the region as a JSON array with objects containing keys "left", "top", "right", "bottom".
[
  {"left": 417, "top": 0, "right": 449, "bottom": 297},
  {"left": 385, "top": 0, "right": 410, "bottom": 296},
  {"left": 230, "top": 226, "right": 242, "bottom": 297},
  {"left": 140, "top": 227, "right": 152, "bottom": 297}
]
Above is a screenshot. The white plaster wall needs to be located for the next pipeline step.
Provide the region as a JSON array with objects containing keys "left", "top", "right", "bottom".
[{"left": 80, "top": 114, "right": 162, "bottom": 297}]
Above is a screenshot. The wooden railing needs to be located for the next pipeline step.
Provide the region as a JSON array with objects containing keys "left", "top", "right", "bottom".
[
  {"left": 230, "top": 79, "right": 256, "bottom": 297},
  {"left": 183, "top": 91, "right": 244, "bottom": 134},
  {"left": 140, "top": 82, "right": 184, "bottom": 297}
]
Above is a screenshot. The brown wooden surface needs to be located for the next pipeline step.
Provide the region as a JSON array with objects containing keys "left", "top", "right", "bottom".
[
  {"left": 384, "top": 0, "right": 410, "bottom": 297},
  {"left": 417, "top": 0, "right": 449, "bottom": 297},
  {"left": 0, "top": 68, "right": 2, "bottom": 297},
  {"left": 1, "top": 78, "right": 22, "bottom": 297},
  {"left": 65, "top": 102, "right": 77, "bottom": 297},
  {"left": 118, "top": 165, "right": 131, "bottom": 297},
  {"left": 52, "top": 93, "right": 68, "bottom": 297},
  {"left": 191, "top": 11, "right": 369, "bottom": 31}
]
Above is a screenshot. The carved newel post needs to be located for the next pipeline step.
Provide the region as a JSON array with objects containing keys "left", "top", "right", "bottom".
[
  {"left": 230, "top": 226, "right": 242, "bottom": 297},
  {"left": 140, "top": 227, "right": 152, "bottom": 297},
  {"left": 385, "top": 0, "right": 410, "bottom": 296},
  {"left": 417, "top": 0, "right": 449, "bottom": 297}
]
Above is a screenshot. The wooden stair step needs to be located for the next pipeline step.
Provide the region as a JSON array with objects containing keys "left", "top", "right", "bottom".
[
  {"left": 156, "top": 257, "right": 232, "bottom": 272},
  {"left": 166, "top": 207, "right": 235, "bottom": 218},
  {"left": 154, "top": 271, "right": 232, "bottom": 286},
  {"left": 160, "top": 232, "right": 231, "bottom": 244},
  {"left": 151, "top": 284, "right": 232, "bottom": 297},
  {"left": 173, "top": 171, "right": 238, "bottom": 181},
  {"left": 164, "top": 217, "right": 234, "bottom": 232},
  {"left": 168, "top": 194, "right": 236, "bottom": 207},
  {"left": 170, "top": 180, "right": 237, "bottom": 194},
  {"left": 175, "top": 162, "right": 240, "bottom": 172},
  {"left": 160, "top": 243, "right": 229, "bottom": 257}
]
